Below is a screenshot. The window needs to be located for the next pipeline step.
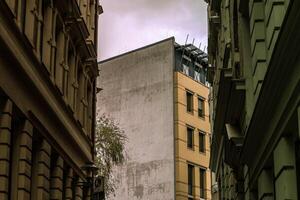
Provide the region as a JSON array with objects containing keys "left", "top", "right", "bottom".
[
  {"left": 188, "top": 164, "right": 194, "bottom": 197},
  {"left": 24, "top": 0, "right": 43, "bottom": 57},
  {"left": 200, "top": 168, "right": 206, "bottom": 198},
  {"left": 199, "top": 132, "right": 205, "bottom": 153},
  {"left": 186, "top": 91, "right": 194, "bottom": 113},
  {"left": 198, "top": 97, "right": 205, "bottom": 118},
  {"left": 54, "top": 18, "right": 65, "bottom": 93},
  {"left": 20, "top": 0, "right": 27, "bottom": 32},
  {"left": 233, "top": 0, "right": 239, "bottom": 52},
  {"left": 194, "top": 71, "right": 200, "bottom": 82},
  {"left": 187, "top": 127, "right": 194, "bottom": 149},
  {"left": 183, "top": 64, "right": 189, "bottom": 76}
]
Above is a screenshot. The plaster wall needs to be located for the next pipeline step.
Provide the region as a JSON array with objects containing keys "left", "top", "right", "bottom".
[{"left": 97, "top": 38, "right": 175, "bottom": 200}]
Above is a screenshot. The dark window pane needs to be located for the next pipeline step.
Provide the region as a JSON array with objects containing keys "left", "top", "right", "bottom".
[
  {"left": 186, "top": 91, "right": 193, "bottom": 113},
  {"left": 187, "top": 127, "right": 193, "bottom": 149},
  {"left": 199, "top": 132, "right": 205, "bottom": 153},
  {"left": 200, "top": 168, "right": 206, "bottom": 198},
  {"left": 198, "top": 98, "right": 204, "bottom": 117},
  {"left": 188, "top": 165, "right": 194, "bottom": 196}
]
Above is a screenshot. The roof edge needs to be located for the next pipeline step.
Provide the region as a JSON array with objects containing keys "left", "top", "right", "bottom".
[{"left": 98, "top": 37, "right": 175, "bottom": 64}]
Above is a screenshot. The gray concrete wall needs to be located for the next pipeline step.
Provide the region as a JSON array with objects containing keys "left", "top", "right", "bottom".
[{"left": 97, "top": 38, "right": 175, "bottom": 200}]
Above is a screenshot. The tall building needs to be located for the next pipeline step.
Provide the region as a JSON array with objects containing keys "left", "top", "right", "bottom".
[
  {"left": 0, "top": 0, "right": 100, "bottom": 199},
  {"left": 97, "top": 37, "right": 211, "bottom": 200},
  {"left": 207, "top": 0, "right": 300, "bottom": 199}
]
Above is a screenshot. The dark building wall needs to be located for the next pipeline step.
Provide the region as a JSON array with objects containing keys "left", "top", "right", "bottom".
[{"left": 0, "top": 0, "right": 99, "bottom": 199}]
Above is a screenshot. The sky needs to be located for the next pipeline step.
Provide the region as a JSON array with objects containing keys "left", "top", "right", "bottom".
[{"left": 97, "top": 0, "right": 208, "bottom": 61}]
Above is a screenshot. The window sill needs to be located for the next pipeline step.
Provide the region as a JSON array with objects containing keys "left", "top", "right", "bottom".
[
  {"left": 187, "top": 111, "right": 194, "bottom": 115},
  {"left": 187, "top": 147, "right": 194, "bottom": 151},
  {"left": 198, "top": 115, "right": 205, "bottom": 120}
]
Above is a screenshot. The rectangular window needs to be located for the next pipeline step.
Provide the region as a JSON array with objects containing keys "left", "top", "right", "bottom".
[
  {"left": 187, "top": 127, "right": 194, "bottom": 149},
  {"left": 183, "top": 64, "right": 189, "bottom": 76},
  {"left": 194, "top": 71, "right": 200, "bottom": 82},
  {"left": 20, "top": 0, "right": 27, "bottom": 32},
  {"left": 188, "top": 164, "right": 194, "bottom": 196},
  {"left": 198, "top": 97, "right": 205, "bottom": 118},
  {"left": 199, "top": 132, "right": 205, "bottom": 153},
  {"left": 186, "top": 91, "right": 194, "bottom": 113},
  {"left": 200, "top": 168, "right": 206, "bottom": 199}
]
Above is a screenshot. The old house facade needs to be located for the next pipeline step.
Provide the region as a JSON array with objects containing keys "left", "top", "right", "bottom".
[
  {"left": 208, "top": 0, "right": 300, "bottom": 199},
  {"left": 0, "top": 0, "right": 100, "bottom": 199}
]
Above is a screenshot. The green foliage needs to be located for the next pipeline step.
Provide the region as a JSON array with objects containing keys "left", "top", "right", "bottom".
[{"left": 94, "top": 115, "right": 127, "bottom": 196}]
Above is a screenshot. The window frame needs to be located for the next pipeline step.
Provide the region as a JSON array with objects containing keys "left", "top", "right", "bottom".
[
  {"left": 187, "top": 126, "right": 194, "bottom": 150},
  {"left": 198, "top": 96, "right": 205, "bottom": 118},
  {"left": 199, "top": 168, "right": 206, "bottom": 199},
  {"left": 188, "top": 164, "right": 194, "bottom": 197},
  {"left": 186, "top": 90, "right": 194, "bottom": 114},
  {"left": 199, "top": 131, "right": 206, "bottom": 153}
]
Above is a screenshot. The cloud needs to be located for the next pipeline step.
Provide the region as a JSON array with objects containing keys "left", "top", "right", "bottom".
[{"left": 98, "top": 0, "right": 208, "bottom": 60}]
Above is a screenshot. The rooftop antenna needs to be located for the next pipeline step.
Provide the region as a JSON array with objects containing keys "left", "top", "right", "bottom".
[
  {"left": 203, "top": 46, "right": 206, "bottom": 52},
  {"left": 186, "top": 38, "right": 195, "bottom": 67},
  {"left": 199, "top": 42, "right": 202, "bottom": 49},
  {"left": 184, "top": 34, "right": 189, "bottom": 46}
]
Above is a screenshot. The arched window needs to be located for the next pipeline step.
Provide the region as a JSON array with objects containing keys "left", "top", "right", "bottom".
[
  {"left": 86, "top": 81, "right": 93, "bottom": 138},
  {"left": 76, "top": 64, "right": 85, "bottom": 126},
  {"left": 88, "top": 0, "right": 95, "bottom": 41},
  {"left": 6, "top": 0, "right": 27, "bottom": 31},
  {"left": 24, "top": 0, "right": 44, "bottom": 59},
  {"left": 67, "top": 43, "right": 76, "bottom": 111},
  {"left": 233, "top": 0, "right": 239, "bottom": 52},
  {"left": 62, "top": 36, "right": 70, "bottom": 100},
  {"left": 79, "top": 0, "right": 87, "bottom": 21},
  {"left": 54, "top": 16, "right": 65, "bottom": 93},
  {"left": 42, "top": 0, "right": 56, "bottom": 73}
]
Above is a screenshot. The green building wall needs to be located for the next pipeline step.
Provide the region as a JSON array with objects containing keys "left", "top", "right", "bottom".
[{"left": 208, "top": 0, "right": 300, "bottom": 199}]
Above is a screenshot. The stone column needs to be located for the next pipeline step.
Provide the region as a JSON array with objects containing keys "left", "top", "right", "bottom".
[
  {"left": 244, "top": 165, "right": 257, "bottom": 200},
  {"left": 274, "top": 137, "right": 297, "bottom": 199},
  {"left": 36, "top": 139, "right": 51, "bottom": 200},
  {"left": 75, "top": 178, "right": 83, "bottom": 200},
  {"left": 0, "top": 98, "right": 13, "bottom": 200},
  {"left": 17, "top": 120, "right": 33, "bottom": 200},
  {"left": 50, "top": 156, "right": 64, "bottom": 200},
  {"left": 64, "top": 168, "right": 73, "bottom": 200},
  {"left": 258, "top": 169, "right": 273, "bottom": 200},
  {"left": 249, "top": 0, "right": 267, "bottom": 101}
]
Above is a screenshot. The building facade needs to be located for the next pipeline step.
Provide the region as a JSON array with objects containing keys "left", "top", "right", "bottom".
[
  {"left": 0, "top": 0, "right": 100, "bottom": 199},
  {"left": 97, "top": 38, "right": 211, "bottom": 200},
  {"left": 208, "top": 0, "right": 300, "bottom": 199},
  {"left": 174, "top": 44, "right": 212, "bottom": 200}
]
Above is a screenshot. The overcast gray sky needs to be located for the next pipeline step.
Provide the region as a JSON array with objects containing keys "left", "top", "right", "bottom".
[{"left": 97, "top": 0, "right": 208, "bottom": 61}]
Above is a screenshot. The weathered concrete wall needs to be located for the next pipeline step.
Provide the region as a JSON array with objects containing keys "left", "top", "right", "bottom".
[{"left": 97, "top": 38, "right": 175, "bottom": 200}]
